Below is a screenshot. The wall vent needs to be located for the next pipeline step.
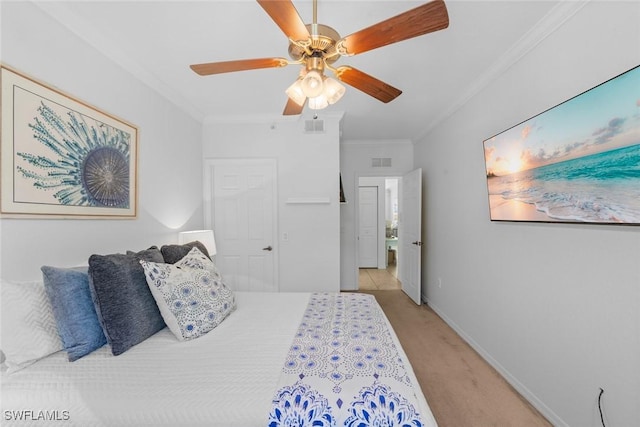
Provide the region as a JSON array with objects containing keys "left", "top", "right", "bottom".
[
  {"left": 371, "top": 157, "right": 392, "bottom": 167},
  {"left": 304, "top": 119, "right": 325, "bottom": 133}
]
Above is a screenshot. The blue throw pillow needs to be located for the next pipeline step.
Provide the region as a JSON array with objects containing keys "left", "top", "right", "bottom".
[
  {"left": 41, "top": 266, "right": 107, "bottom": 361},
  {"left": 88, "top": 247, "right": 166, "bottom": 356}
]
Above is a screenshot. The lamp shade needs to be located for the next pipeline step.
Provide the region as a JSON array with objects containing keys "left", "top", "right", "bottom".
[
  {"left": 308, "top": 94, "right": 329, "bottom": 110},
  {"left": 324, "top": 77, "right": 346, "bottom": 105},
  {"left": 301, "top": 70, "right": 324, "bottom": 98},
  {"left": 178, "top": 229, "right": 216, "bottom": 256},
  {"left": 285, "top": 79, "right": 306, "bottom": 106}
]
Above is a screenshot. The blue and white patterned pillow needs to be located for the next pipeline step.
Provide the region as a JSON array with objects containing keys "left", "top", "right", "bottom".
[
  {"left": 174, "top": 247, "right": 222, "bottom": 279},
  {"left": 140, "top": 248, "right": 235, "bottom": 341}
]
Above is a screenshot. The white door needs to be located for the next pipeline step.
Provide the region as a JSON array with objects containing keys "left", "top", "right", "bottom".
[
  {"left": 204, "top": 159, "right": 277, "bottom": 292},
  {"left": 399, "top": 168, "right": 422, "bottom": 305},
  {"left": 358, "top": 186, "right": 378, "bottom": 268}
]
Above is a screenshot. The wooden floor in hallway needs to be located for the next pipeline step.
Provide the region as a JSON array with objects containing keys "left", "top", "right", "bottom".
[{"left": 358, "top": 264, "right": 401, "bottom": 290}]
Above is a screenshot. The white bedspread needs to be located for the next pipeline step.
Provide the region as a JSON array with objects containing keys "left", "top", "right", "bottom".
[{"left": 1, "top": 292, "right": 437, "bottom": 427}]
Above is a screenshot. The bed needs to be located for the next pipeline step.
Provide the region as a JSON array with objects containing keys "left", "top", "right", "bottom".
[{"left": 1, "top": 244, "right": 437, "bottom": 426}]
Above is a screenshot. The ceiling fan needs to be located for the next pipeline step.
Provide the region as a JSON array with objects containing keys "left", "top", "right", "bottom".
[{"left": 190, "top": 0, "right": 449, "bottom": 115}]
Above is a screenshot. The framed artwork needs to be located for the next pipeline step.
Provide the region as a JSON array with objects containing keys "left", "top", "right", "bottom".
[
  {"left": 483, "top": 65, "right": 640, "bottom": 225},
  {"left": 1, "top": 65, "right": 137, "bottom": 218}
]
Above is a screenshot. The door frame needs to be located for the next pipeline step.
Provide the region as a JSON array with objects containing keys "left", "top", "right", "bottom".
[
  {"left": 203, "top": 158, "right": 279, "bottom": 289},
  {"left": 353, "top": 172, "right": 404, "bottom": 288}
]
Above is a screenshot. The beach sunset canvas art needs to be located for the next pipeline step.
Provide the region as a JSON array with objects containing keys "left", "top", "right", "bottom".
[{"left": 483, "top": 65, "right": 640, "bottom": 224}]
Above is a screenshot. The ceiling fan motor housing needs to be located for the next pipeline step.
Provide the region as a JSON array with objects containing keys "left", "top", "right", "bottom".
[{"left": 288, "top": 23, "right": 341, "bottom": 64}]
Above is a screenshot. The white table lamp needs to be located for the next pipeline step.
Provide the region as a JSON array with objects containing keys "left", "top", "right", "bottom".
[{"left": 178, "top": 229, "right": 216, "bottom": 256}]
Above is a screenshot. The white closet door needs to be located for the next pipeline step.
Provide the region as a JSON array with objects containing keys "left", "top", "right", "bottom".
[
  {"left": 358, "top": 186, "right": 378, "bottom": 268},
  {"left": 205, "top": 159, "right": 277, "bottom": 292}
]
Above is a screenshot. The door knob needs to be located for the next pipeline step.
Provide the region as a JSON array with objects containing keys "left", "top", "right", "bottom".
[
  {"left": 412, "top": 241, "right": 423, "bottom": 246},
  {"left": 262, "top": 245, "right": 273, "bottom": 251}
]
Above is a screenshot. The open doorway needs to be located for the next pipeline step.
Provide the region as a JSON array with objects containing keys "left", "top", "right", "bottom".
[
  {"left": 357, "top": 176, "right": 401, "bottom": 291},
  {"left": 384, "top": 178, "right": 399, "bottom": 276}
]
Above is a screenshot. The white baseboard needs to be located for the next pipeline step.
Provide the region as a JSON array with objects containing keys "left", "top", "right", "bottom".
[{"left": 423, "top": 295, "right": 568, "bottom": 427}]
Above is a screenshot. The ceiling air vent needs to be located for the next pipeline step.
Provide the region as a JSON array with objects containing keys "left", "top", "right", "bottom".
[
  {"left": 371, "top": 158, "right": 392, "bottom": 168},
  {"left": 304, "top": 119, "right": 325, "bottom": 133}
]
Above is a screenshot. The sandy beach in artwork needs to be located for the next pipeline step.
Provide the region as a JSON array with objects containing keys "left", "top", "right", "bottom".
[{"left": 489, "top": 195, "right": 561, "bottom": 222}]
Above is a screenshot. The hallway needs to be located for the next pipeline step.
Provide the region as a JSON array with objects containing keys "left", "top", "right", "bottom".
[{"left": 358, "top": 265, "right": 401, "bottom": 290}]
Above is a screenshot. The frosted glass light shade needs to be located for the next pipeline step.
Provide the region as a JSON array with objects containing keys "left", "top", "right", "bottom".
[
  {"left": 301, "top": 70, "right": 324, "bottom": 98},
  {"left": 308, "top": 94, "right": 329, "bottom": 110},
  {"left": 178, "top": 229, "right": 216, "bottom": 256},
  {"left": 324, "top": 77, "right": 345, "bottom": 105},
  {"left": 285, "top": 79, "right": 306, "bottom": 106}
]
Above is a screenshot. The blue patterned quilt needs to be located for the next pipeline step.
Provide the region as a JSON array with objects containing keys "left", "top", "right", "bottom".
[{"left": 268, "top": 293, "right": 426, "bottom": 426}]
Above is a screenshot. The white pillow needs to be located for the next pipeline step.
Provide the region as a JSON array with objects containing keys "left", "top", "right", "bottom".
[
  {"left": 1, "top": 280, "right": 63, "bottom": 373},
  {"left": 140, "top": 248, "right": 235, "bottom": 341}
]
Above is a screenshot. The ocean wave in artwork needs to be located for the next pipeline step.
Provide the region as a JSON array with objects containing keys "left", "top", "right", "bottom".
[{"left": 488, "top": 144, "right": 640, "bottom": 223}]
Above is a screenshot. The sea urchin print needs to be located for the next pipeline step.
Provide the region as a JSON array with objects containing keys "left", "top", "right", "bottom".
[{"left": 16, "top": 101, "right": 131, "bottom": 208}]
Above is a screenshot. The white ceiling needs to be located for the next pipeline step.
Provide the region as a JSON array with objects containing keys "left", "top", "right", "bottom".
[{"left": 35, "top": 1, "right": 585, "bottom": 141}]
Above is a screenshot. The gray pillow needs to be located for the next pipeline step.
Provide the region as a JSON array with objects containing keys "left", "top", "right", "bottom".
[
  {"left": 88, "top": 247, "right": 166, "bottom": 356},
  {"left": 160, "top": 241, "right": 210, "bottom": 264}
]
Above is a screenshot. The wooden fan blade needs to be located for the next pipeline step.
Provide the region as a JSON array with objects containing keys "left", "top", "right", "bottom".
[
  {"left": 334, "top": 66, "right": 402, "bottom": 103},
  {"left": 257, "top": 0, "right": 310, "bottom": 42},
  {"left": 190, "top": 58, "right": 288, "bottom": 76},
  {"left": 338, "top": 0, "right": 449, "bottom": 56},
  {"left": 283, "top": 97, "right": 305, "bottom": 115}
]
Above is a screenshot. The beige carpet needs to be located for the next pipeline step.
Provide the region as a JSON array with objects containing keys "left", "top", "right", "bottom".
[{"left": 361, "top": 290, "right": 551, "bottom": 427}]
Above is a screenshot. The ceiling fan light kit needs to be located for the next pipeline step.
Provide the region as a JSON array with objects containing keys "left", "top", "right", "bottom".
[
  {"left": 190, "top": 0, "right": 449, "bottom": 115},
  {"left": 286, "top": 71, "right": 346, "bottom": 111}
]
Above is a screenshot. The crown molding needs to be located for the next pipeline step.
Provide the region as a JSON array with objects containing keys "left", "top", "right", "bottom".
[
  {"left": 416, "top": 0, "right": 589, "bottom": 142},
  {"left": 203, "top": 110, "right": 344, "bottom": 126},
  {"left": 341, "top": 139, "right": 414, "bottom": 147}
]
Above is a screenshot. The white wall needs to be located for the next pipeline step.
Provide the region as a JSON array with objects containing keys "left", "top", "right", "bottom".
[
  {"left": 415, "top": 2, "right": 640, "bottom": 426},
  {"left": 202, "top": 116, "right": 341, "bottom": 293},
  {"left": 340, "top": 140, "right": 414, "bottom": 290},
  {"left": 0, "top": 2, "right": 204, "bottom": 281}
]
